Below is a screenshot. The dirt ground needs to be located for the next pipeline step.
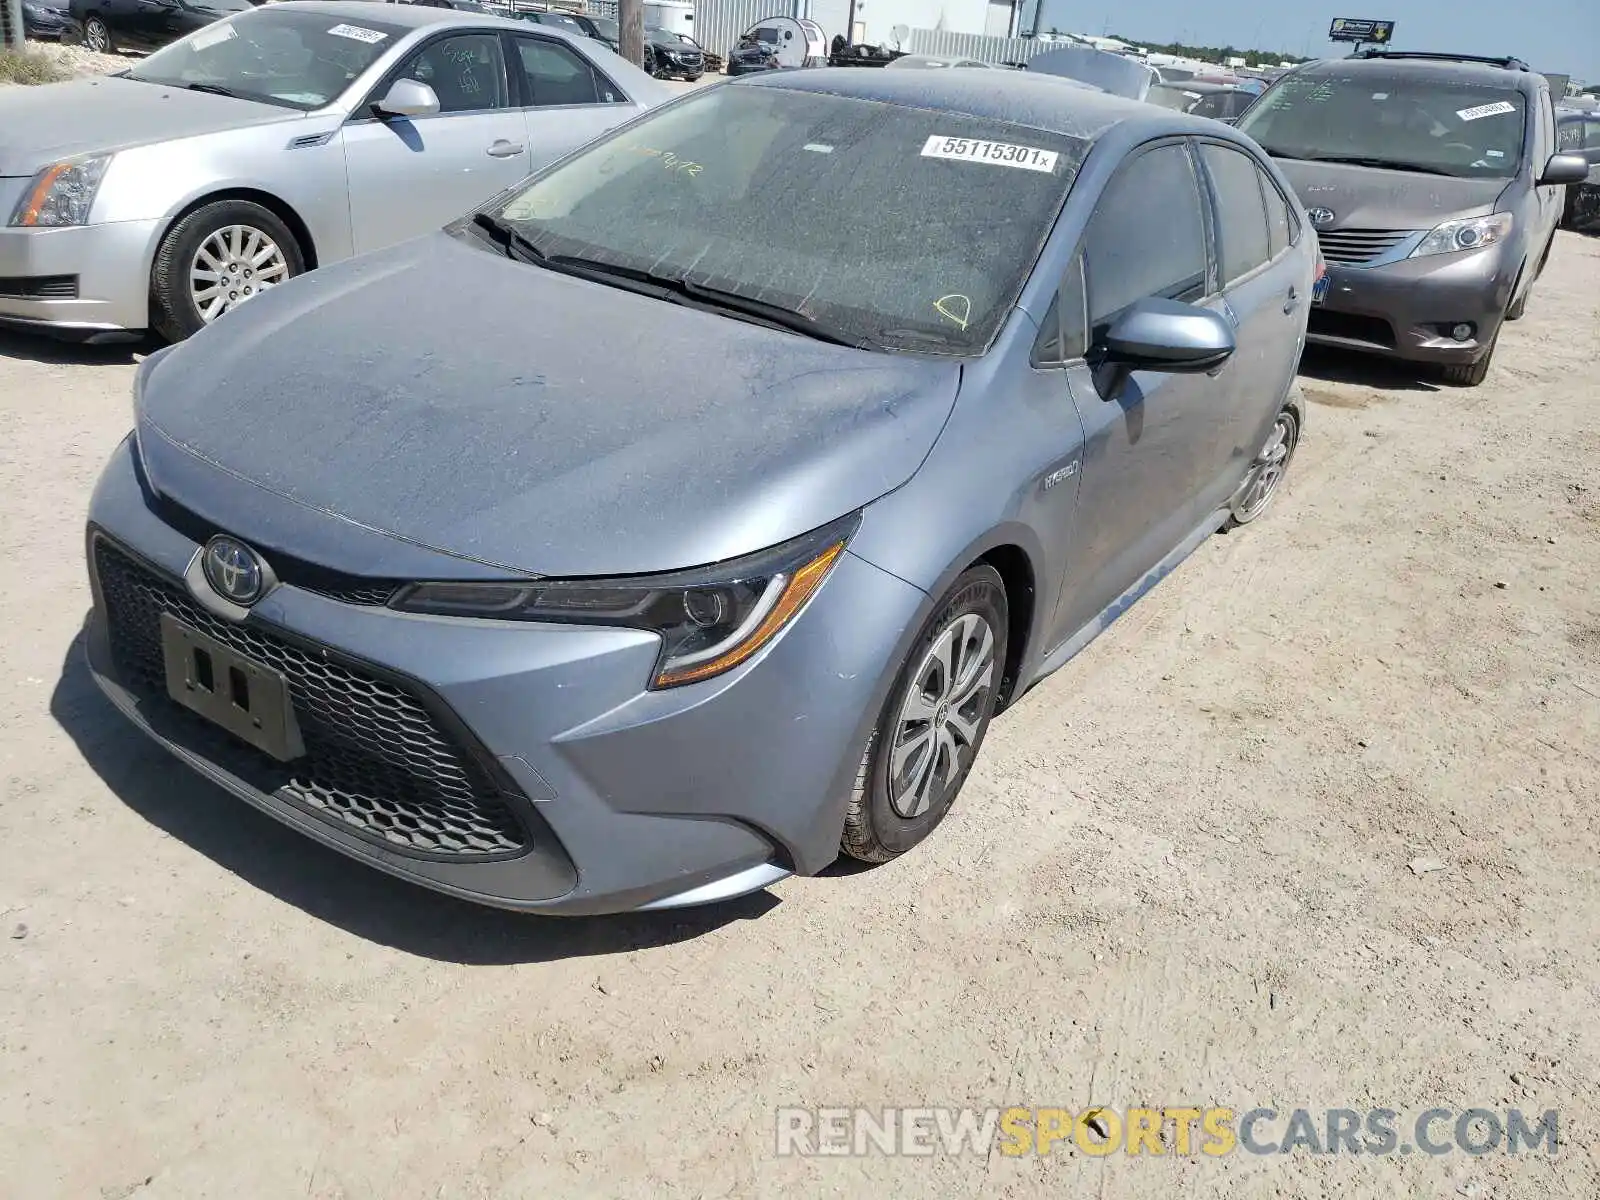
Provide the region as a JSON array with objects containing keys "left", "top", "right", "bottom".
[{"left": 1, "top": 233, "right": 1597, "bottom": 1199}]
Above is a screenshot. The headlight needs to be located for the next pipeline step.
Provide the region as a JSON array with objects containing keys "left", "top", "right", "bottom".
[
  {"left": 1410, "top": 213, "right": 1514, "bottom": 259},
  {"left": 10, "top": 154, "right": 113, "bottom": 228},
  {"left": 391, "top": 514, "right": 859, "bottom": 689}
]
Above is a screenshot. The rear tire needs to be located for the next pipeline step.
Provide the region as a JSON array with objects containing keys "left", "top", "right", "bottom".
[
  {"left": 1441, "top": 330, "right": 1498, "bottom": 387},
  {"left": 1224, "top": 394, "right": 1301, "bottom": 529},
  {"left": 83, "top": 15, "right": 113, "bottom": 53},
  {"left": 150, "top": 199, "right": 304, "bottom": 343},
  {"left": 840, "top": 565, "right": 1008, "bottom": 864}
]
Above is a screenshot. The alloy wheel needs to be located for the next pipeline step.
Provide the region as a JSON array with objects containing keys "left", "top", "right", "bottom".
[
  {"left": 1233, "top": 409, "right": 1299, "bottom": 523},
  {"left": 888, "top": 612, "right": 998, "bottom": 819},
  {"left": 84, "top": 18, "right": 109, "bottom": 51},
  {"left": 189, "top": 225, "right": 289, "bottom": 324}
]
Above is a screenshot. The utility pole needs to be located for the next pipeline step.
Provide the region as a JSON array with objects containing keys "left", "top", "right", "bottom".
[
  {"left": 4, "top": 0, "right": 27, "bottom": 53},
  {"left": 618, "top": 0, "right": 644, "bottom": 74}
]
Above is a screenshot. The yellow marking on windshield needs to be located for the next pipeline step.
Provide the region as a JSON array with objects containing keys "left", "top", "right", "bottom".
[{"left": 934, "top": 294, "right": 972, "bottom": 331}]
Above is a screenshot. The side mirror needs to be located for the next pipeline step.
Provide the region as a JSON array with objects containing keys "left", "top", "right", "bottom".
[
  {"left": 1093, "top": 298, "right": 1235, "bottom": 401},
  {"left": 1539, "top": 152, "right": 1591, "bottom": 186},
  {"left": 372, "top": 78, "right": 440, "bottom": 120}
]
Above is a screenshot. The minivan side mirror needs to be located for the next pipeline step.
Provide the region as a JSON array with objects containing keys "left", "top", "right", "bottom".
[
  {"left": 1539, "top": 153, "right": 1591, "bottom": 186},
  {"left": 372, "top": 79, "right": 441, "bottom": 120},
  {"left": 1093, "top": 298, "right": 1236, "bottom": 402}
]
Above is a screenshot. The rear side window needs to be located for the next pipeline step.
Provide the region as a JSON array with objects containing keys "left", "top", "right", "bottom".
[
  {"left": 1259, "top": 166, "right": 1294, "bottom": 258},
  {"left": 1200, "top": 143, "right": 1271, "bottom": 285},
  {"left": 515, "top": 37, "right": 618, "bottom": 106},
  {"left": 1082, "top": 144, "right": 1208, "bottom": 329}
]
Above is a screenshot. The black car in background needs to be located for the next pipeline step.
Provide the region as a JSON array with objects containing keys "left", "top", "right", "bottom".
[
  {"left": 506, "top": 6, "right": 593, "bottom": 38},
  {"left": 1146, "top": 80, "right": 1259, "bottom": 123},
  {"left": 1557, "top": 106, "right": 1600, "bottom": 231},
  {"left": 568, "top": 11, "right": 620, "bottom": 54},
  {"left": 727, "top": 29, "right": 780, "bottom": 75},
  {"left": 21, "top": 0, "right": 82, "bottom": 40},
  {"left": 644, "top": 24, "right": 700, "bottom": 79},
  {"left": 72, "top": 0, "right": 250, "bottom": 53}
]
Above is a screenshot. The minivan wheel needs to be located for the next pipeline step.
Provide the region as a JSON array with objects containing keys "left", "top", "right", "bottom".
[
  {"left": 841, "top": 566, "right": 1008, "bottom": 864},
  {"left": 83, "top": 15, "right": 113, "bottom": 52},
  {"left": 1225, "top": 400, "right": 1301, "bottom": 528},
  {"left": 1441, "top": 330, "right": 1498, "bottom": 387},
  {"left": 150, "top": 199, "right": 303, "bottom": 343}
]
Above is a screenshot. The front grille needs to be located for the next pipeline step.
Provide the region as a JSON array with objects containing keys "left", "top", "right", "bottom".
[
  {"left": 0, "top": 274, "right": 78, "bottom": 300},
  {"left": 1315, "top": 229, "right": 1413, "bottom": 265},
  {"left": 94, "top": 538, "right": 529, "bottom": 859},
  {"left": 144, "top": 491, "right": 400, "bottom": 606},
  {"left": 1308, "top": 309, "right": 1397, "bottom": 348}
]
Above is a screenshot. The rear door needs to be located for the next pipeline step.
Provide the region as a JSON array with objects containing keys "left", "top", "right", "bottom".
[
  {"left": 1196, "top": 140, "right": 1306, "bottom": 480},
  {"left": 342, "top": 31, "right": 531, "bottom": 255},
  {"left": 506, "top": 32, "right": 638, "bottom": 173},
  {"left": 1050, "top": 139, "right": 1235, "bottom": 640}
]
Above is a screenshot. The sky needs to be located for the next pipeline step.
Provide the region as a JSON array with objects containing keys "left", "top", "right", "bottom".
[{"left": 1027, "top": 0, "right": 1599, "bottom": 81}]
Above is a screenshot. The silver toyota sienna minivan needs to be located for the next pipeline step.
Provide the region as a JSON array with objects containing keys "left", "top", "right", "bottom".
[{"left": 1237, "top": 50, "right": 1590, "bottom": 385}]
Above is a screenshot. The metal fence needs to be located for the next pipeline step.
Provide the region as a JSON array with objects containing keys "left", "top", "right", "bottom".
[
  {"left": 903, "top": 28, "right": 1053, "bottom": 65},
  {"left": 581, "top": 0, "right": 803, "bottom": 59}
]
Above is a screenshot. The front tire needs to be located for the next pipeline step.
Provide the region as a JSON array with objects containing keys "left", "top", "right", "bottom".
[
  {"left": 82, "top": 15, "right": 113, "bottom": 52},
  {"left": 840, "top": 566, "right": 1008, "bottom": 864},
  {"left": 150, "top": 199, "right": 303, "bottom": 343},
  {"left": 1441, "top": 329, "right": 1499, "bottom": 387}
]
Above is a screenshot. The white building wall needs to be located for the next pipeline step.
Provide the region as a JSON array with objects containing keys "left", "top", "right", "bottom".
[{"left": 848, "top": 0, "right": 988, "bottom": 45}]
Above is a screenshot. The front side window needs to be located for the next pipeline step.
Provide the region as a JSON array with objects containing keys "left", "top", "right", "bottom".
[
  {"left": 515, "top": 36, "right": 617, "bottom": 106},
  {"left": 1238, "top": 72, "right": 1528, "bottom": 179},
  {"left": 486, "top": 85, "right": 1090, "bottom": 354},
  {"left": 395, "top": 33, "right": 507, "bottom": 113},
  {"left": 121, "top": 7, "right": 404, "bottom": 110},
  {"left": 1082, "top": 143, "right": 1208, "bottom": 330},
  {"left": 1201, "top": 143, "right": 1271, "bottom": 285}
]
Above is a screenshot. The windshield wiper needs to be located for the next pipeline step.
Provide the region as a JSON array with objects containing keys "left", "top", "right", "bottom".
[
  {"left": 1298, "top": 154, "right": 1457, "bottom": 176},
  {"left": 470, "top": 211, "right": 547, "bottom": 265},
  {"left": 183, "top": 82, "right": 240, "bottom": 98},
  {"left": 518, "top": 251, "right": 879, "bottom": 350}
]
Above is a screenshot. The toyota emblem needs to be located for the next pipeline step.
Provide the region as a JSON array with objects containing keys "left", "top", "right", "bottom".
[
  {"left": 202, "top": 535, "right": 266, "bottom": 605},
  {"left": 1307, "top": 208, "right": 1336, "bottom": 227}
]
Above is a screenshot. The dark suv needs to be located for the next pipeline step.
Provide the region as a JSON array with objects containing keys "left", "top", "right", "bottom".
[{"left": 1237, "top": 51, "right": 1590, "bottom": 385}]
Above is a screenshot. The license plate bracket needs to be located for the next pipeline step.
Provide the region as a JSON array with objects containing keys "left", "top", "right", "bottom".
[
  {"left": 160, "top": 612, "right": 304, "bottom": 762},
  {"left": 1311, "top": 275, "right": 1331, "bottom": 305}
]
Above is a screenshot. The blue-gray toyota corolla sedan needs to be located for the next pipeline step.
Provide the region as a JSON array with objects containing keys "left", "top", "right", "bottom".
[{"left": 85, "top": 69, "right": 1314, "bottom": 914}]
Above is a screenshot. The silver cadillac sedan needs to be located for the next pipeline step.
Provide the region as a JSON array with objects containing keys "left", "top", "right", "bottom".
[{"left": 0, "top": 1, "right": 667, "bottom": 342}]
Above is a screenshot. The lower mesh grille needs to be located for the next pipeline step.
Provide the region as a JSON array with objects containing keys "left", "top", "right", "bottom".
[{"left": 94, "top": 538, "right": 529, "bottom": 859}]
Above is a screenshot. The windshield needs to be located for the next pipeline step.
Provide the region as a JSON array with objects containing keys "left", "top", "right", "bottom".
[
  {"left": 123, "top": 7, "right": 402, "bottom": 109},
  {"left": 583, "top": 15, "right": 619, "bottom": 39},
  {"left": 1237, "top": 72, "right": 1528, "bottom": 179},
  {"left": 1147, "top": 83, "right": 1200, "bottom": 111},
  {"left": 482, "top": 86, "right": 1087, "bottom": 354},
  {"left": 537, "top": 10, "right": 585, "bottom": 32}
]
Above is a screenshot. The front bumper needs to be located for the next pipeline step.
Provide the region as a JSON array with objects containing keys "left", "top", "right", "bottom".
[
  {"left": 1307, "top": 243, "right": 1517, "bottom": 366},
  {"left": 84, "top": 437, "right": 927, "bottom": 914},
  {"left": 0, "top": 220, "right": 160, "bottom": 338}
]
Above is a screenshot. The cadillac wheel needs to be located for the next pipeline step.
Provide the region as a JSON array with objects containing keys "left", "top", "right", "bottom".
[
  {"left": 842, "top": 566, "right": 1009, "bottom": 863},
  {"left": 150, "top": 200, "right": 305, "bottom": 343}
]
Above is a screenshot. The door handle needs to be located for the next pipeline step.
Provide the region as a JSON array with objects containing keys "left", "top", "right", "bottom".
[
  {"left": 1284, "top": 286, "right": 1300, "bottom": 314},
  {"left": 486, "top": 140, "right": 526, "bottom": 158}
]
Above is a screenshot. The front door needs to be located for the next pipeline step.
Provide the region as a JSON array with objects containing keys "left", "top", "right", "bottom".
[
  {"left": 342, "top": 31, "right": 530, "bottom": 256},
  {"left": 1051, "top": 140, "right": 1234, "bottom": 643}
]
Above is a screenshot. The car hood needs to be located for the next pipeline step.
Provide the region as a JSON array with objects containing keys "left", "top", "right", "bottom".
[
  {"left": 134, "top": 233, "right": 963, "bottom": 579},
  {"left": 0, "top": 76, "right": 298, "bottom": 175},
  {"left": 1275, "top": 160, "right": 1511, "bottom": 230}
]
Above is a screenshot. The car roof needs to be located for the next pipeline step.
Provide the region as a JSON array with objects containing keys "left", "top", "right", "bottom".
[
  {"left": 276, "top": 0, "right": 523, "bottom": 31},
  {"left": 1294, "top": 54, "right": 1542, "bottom": 91},
  {"left": 736, "top": 67, "right": 1198, "bottom": 142}
]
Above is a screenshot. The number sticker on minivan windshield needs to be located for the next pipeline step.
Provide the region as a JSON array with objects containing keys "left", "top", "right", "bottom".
[
  {"left": 1457, "top": 101, "right": 1516, "bottom": 122},
  {"left": 921, "top": 136, "right": 1059, "bottom": 173}
]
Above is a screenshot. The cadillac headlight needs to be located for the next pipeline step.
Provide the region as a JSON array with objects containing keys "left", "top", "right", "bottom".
[
  {"left": 392, "top": 514, "right": 859, "bottom": 689},
  {"left": 10, "top": 155, "right": 113, "bottom": 227},
  {"left": 1410, "top": 213, "right": 1514, "bottom": 259}
]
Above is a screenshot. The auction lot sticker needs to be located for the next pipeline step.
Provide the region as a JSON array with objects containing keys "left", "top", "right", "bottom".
[
  {"left": 1457, "top": 101, "right": 1516, "bottom": 122},
  {"left": 922, "top": 136, "right": 1059, "bottom": 174}
]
